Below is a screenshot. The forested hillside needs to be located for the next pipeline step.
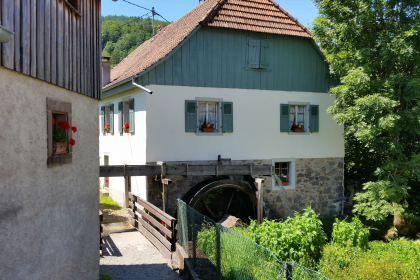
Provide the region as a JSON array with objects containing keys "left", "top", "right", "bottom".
[{"left": 101, "top": 16, "right": 169, "bottom": 67}]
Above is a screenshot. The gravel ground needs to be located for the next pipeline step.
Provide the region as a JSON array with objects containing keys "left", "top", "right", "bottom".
[{"left": 100, "top": 231, "right": 181, "bottom": 280}]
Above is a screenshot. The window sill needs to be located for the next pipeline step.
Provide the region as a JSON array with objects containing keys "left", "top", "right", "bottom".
[
  {"left": 288, "top": 132, "right": 311, "bottom": 135},
  {"left": 195, "top": 131, "right": 223, "bottom": 136},
  {"left": 245, "top": 67, "right": 270, "bottom": 72},
  {"left": 272, "top": 184, "right": 295, "bottom": 190}
]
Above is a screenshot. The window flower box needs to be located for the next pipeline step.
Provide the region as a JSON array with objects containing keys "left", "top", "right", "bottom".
[
  {"left": 53, "top": 142, "right": 67, "bottom": 155},
  {"left": 104, "top": 125, "right": 111, "bottom": 133},
  {"left": 201, "top": 123, "right": 215, "bottom": 132},
  {"left": 293, "top": 125, "right": 304, "bottom": 133},
  {"left": 123, "top": 123, "right": 130, "bottom": 133}
]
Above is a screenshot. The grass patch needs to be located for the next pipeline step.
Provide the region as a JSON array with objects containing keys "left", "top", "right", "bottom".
[
  {"left": 99, "top": 273, "right": 112, "bottom": 280},
  {"left": 100, "top": 194, "right": 121, "bottom": 210},
  {"left": 319, "top": 239, "right": 420, "bottom": 279}
]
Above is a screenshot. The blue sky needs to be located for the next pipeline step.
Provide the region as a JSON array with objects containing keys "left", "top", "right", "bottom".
[{"left": 101, "top": 0, "right": 319, "bottom": 29}]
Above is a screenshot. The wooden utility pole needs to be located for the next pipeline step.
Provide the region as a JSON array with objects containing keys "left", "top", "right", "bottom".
[{"left": 152, "top": 7, "right": 155, "bottom": 35}]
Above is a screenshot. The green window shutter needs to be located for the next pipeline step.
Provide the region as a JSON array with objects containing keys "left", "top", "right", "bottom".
[
  {"left": 185, "top": 100, "right": 197, "bottom": 132},
  {"left": 309, "top": 105, "right": 319, "bottom": 132},
  {"left": 222, "top": 102, "right": 233, "bottom": 133},
  {"left": 110, "top": 104, "right": 114, "bottom": 134},
  {"left": 129, "top": 98, "right": 135, "bottom": 134},
  {"left": 280, "top": 104, "right": 290, "bottom": 132},
  {"left": 260, "top": 39, "right": 269, "bottom": 69},
  {"left": 118, "top": 101, "right": 123, "bottom": 134},
  {"left": 247, "top": 38, "right": 261, "bottom": 69},
  {"left": 100, "top": 106, "right": 105, "bottom": 134}
]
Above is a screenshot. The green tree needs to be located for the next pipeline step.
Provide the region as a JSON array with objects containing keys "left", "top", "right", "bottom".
[
  {"left": 101, "top": 16, "right": 169, "bottom": 67},
  {"left": 312, "top": 1, "right": 420, "bottom": 224}
]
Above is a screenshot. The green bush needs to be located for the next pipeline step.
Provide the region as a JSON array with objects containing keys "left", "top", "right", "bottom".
[
  {"left": 247, "top": 207, "right": 327, "bottom": 268},
  {"left": 332, "top": 216, "right": 369, "bottom": 249},
  {"left": 319, "top": 239, "right": 420, "bottom": 280}
]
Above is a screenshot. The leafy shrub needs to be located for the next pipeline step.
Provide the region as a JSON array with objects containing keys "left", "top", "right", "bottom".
[
  {"left": 319, "top": 239, "right": 420, "bottom": 280},
  {"left": 247, "top": 207, "right": 327, "bottom": 268},
  {"left": 332, "top": 216, "right": 369, "bottom": 249}
]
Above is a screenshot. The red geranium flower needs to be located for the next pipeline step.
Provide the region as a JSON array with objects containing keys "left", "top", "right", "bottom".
[
  {"left": 69, "top": 138, "right": 76, "bottom": 146},
  {"left": 124, "top": 123, "right": 130, "bottom": 128},
  {"left": 71, "top": 126, "right": 77, "bottom": 133},
  {"left": 161, "top": 221, "right": 165, "bottom": 225},
  {"left": 52, "top": 118, "right": 55, "bottom": 125},
  {"left": 105, "top": 180, "right": 109, "bottom": 182},
  {"left": 58, "top": 121, "right": 70, "bottom": 131}
]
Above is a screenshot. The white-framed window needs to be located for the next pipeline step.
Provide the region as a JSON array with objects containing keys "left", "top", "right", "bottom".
[
  {"left": 272, "top": 158, "right": 295, "bottom": 190},
  {"left": 198, "top": 101, "right": 219, "bottom": 132},
  {"left": 101, "top": 103, "right": 114, "bottom": 135},
  {"left": 289, "top": 104, "right": 307, "bottom": 132},
  {"left": 185, "top": 98, "right": 233, "bottom": 135},
  {"left": 280, "top": 102, "right": 319, "bottom": 134}
]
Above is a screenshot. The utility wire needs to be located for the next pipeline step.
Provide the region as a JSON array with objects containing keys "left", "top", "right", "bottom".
[
  {"left": 120, "top": 0, "right": 171, "bottom": 23},
  {"left": 120, "top": 0, "right": 153, "bottom": 13}
]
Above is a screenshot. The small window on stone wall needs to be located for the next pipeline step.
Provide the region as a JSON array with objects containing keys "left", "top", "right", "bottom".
[
  {"left": 272, "top": 158, "right": 295, "bottom": 190},
  {"left": 47, "top": 98, "right": 76, "bottom": 167}
]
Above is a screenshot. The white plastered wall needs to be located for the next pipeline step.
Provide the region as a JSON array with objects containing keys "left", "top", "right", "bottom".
[
  {"left": 145, "top": 85, "right": 344, "bottom": 162},
  {"left": 99, "top": 88, "right": 147, "bottom": 205},
  {"left": 0, "top": 67, "right": 99, "bottom": 279}
]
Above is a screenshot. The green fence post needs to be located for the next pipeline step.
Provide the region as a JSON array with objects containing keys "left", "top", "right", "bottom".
[
  {"left": 191, "top": 209, "right": 197, "bottom": 268},
  {"left": 216, "top": 223, "right": 221, "bottom": 280},
  {"left": 284, "top": 263, "right": 292, "bottom": 280}
]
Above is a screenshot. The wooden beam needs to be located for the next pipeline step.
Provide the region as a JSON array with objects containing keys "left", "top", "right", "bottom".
[
  {"left": 255, "top": 178, "right": 265, "bottom": 225},
  {"left": 161, "top": 178, "right": 172, "bottom": 213},
  {"left": 166, "top": 164, "right": 271, "bottom": 176},
  {"left": 99, "top": 165, "right": 161, "bottom": 177}
]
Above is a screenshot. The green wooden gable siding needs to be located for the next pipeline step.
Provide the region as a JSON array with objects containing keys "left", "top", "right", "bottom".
[{"left": 136, "top": 27, "right": 331, "bottom": 93}]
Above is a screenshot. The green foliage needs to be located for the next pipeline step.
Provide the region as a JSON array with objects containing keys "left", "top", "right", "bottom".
[
  {"left": 99, "top": 273, "right": 112, "bottom": 280},
  {"left": 332, "top": 216, "right": 369, "bottom": 249},
  {"left": 247, "top": 207, "right": 327, "bottom": 268},
  {"left": 101, "top": 16, "right": 169, "bottom": 67},
  {"left": 319, "top": 239, "right": 420, "bottom": 280},
  {"left": 312, "top": 0, "right": 420, "bottom": 222},
  {"left": 53, "top": 128, "right": 67, "bottom": 143},
  {"left": 99, "top": 194, "right": 121, "bottom": 210}
]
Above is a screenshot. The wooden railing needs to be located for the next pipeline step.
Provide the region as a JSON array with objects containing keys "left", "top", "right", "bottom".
[{"left": 128, "top": 192, "right": 177, "bottom": 259}]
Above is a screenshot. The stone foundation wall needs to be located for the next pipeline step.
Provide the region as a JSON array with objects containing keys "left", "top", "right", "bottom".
[{"left": 146, "top": 158, "right": 344, "bottom": 219}]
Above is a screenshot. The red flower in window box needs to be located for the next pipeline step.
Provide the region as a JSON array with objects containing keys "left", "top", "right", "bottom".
[
  {"left": 201, "top": 123, "right": 215, "bottom": 132},
  {"left": 69, "top": 138, "right": 76, "bottom": 146},
  {"left": 52, "top": 118, "right": 55, "bottom": 125},
  {"left": 104, "top": 125, "right": 111, "bottom": 133},
  {"left": 293, "top": 124, "right": 304, "bottom": 133},
  {"left": 161, "top": 221, "right": 165, "bottom": 225},
  {"left": 124, "top": 123, "right": 130, "bottom": 133},
  {"left": 71, "top": 126, "right": 77, "bottom": 133}
]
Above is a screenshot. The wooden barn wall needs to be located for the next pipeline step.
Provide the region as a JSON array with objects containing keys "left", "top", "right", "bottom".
[
  {"left": 0, "top": 0, "right": 102, "bottom": 99},
  {"left": 138, "top": 27, "right": 331, "bottom": 93}
]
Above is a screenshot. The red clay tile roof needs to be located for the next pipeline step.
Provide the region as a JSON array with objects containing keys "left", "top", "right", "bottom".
[{"left": 104, "top": 0, "right": 312, "bottom": 89}]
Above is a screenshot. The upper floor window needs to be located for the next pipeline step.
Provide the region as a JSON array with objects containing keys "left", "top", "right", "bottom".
[
  {"left": 185, "top": 99, "right": 233, "bottom": 134},
  {"left": 199, "top": 102, "right": 219, "bottom": 133},
  {"left": 247, "top": 38, "right": 269, "bottom": 71},
  {"left": 101, "top": 104, "right": 114, "bottom": 135},
  {"left": 118, "top": 98, "right": 134, "bottom": 134},
  {"left": 280, "top": 103, "right": 319, "bottom": 134}
]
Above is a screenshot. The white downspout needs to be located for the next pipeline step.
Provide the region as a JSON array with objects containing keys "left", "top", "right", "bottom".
[{"left": 131, "top": 77, "right": 153, "bottom": 94}]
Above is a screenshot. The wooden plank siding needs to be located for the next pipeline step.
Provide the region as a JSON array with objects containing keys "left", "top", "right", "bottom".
[
  {"left": 0, "top": 0, "right": 101, "bottom": 100},
  {"left": 137, "top": 27, "right": 331, "bottom": 93}
]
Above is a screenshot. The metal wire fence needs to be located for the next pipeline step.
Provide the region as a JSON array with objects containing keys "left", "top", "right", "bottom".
[{"left": 177, "top": 199, "right": 330, "bottom": 280}]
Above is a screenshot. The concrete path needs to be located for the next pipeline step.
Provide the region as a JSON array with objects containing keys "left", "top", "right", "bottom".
[{"left": 100, "top": 230, "right": 181, "bottom": 280}]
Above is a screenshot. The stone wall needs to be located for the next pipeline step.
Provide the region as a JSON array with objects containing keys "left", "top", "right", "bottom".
[{"left": 146, "top": 158, "right": 344, "bottom": 220}]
